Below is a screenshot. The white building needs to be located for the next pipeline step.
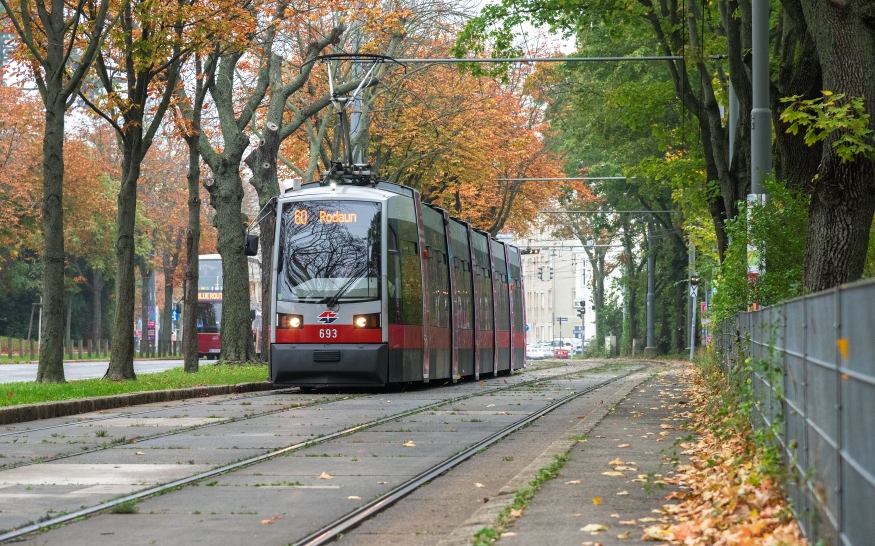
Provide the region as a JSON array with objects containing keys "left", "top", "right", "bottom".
[{"left": 505, "top": 229, "right": 623, "bottom": 347}]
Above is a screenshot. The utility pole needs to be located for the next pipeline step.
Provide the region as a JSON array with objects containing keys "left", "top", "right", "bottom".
[
  {"left": 644, "top": 221, "right": 656, "bottom": 357},
  {"left": 748, "top": 0, "right": 771, "bottom": 306}
]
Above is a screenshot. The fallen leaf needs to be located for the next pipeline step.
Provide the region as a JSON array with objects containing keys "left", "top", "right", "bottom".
[
  {"left": 135, "top": 452, "right": 145, "bottom": 455},
  {"left": 403, "top": 441, "right": 416, "bottom": 447},
  {"left": 347, "top": 496, "right": 361, "bottom": 500},
  {"left": 617, "top": 531, "right": 631, "bottom": 539},
  {"left": 565, "top": 479, "right": 581, "bottom": 485},
  {"left": 656, "top": 438, "right": 665, "bottom": 442},
  {"left": 610, "top": 513, "right": 619, "bottom": 518},
  {"left": 580, "top": 524, "right": 607, "bottom": 533},
  {"left": 638, "top": 517, "right": 657, "bottom": 522},
  {"left": 479, "top": 381, "right": 485, "bottom": 386},
  {"left": 601, "top": 471, "right": 624, "bottom": 476},
  {"left": 659, "top": 432, "right": 669, "bottom": 436},
  {"left": 614, "top": 466, "right": 637, "bottom": 471},
  {"left": 475, "top": 483, "right": 486, "bottom": 488},
  {"left": 592, "top": 496, "right": 602, "bottom": 505},
  {"left": 487, "top": 404, "right": 495, "bottom": 407},
  {"left": 618, "top": 444, "right": 631, "bottom": 448},
  {"left": 260, "top": 519, "right": 273, "bottom": 524},
  {"left": 501, "top": 532, "right": 517, "bottom": 537},
  {"left": 616, "top": 491, "right": 629, "bottom": 496},
  {"left": 508, "top": 508, "right": 523, "bottom": 519},
  {"left": 377, "top": 481, "right": 388, "bottom": 484},
  {"left": 619, "top": 520, "right": 636, "bottom": 525},
  {"left": 609, "top": 458, "right": 624, "bottom": 465},
  {"left": 318, "top": 472, "right": 333, "bottom": 480},
  {"left": 571, "top": 513, "right": 581, "bottom": 517}
]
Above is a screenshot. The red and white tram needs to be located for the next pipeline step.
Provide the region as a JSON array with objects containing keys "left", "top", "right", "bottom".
[{"left": 263, "top": 181, "right": 526, "bottom": 387}]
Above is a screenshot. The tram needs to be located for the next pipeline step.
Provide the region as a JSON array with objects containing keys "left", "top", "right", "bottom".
[
  {"left": 244, "top": 53, "right": 526, "bottom": 387},
  {"left": 251, "top": 178, "right": 526, "bottom": 387}
]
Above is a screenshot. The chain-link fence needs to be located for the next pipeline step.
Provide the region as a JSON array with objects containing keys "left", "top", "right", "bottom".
[{"left": 715, "top": 278, "right": 875, "bottom": 546}]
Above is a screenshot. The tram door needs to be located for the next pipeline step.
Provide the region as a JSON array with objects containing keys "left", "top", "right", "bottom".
[
  {"left": 421, "top": 206, "right": 451, "bottom": 380},
  {"left": 448, "top": 219, "right": 475, "bottom": 377},
  {"left": 507, "top": 246, "right": 525, "bottom": 369},
  {"left": 471, "top": 230, "right": 494, "bottom": 376},
  {"left": 387, "top": 196, "right": 424, "bottom": 382},
  {"left": 492, "top": 239, "right": 511, "bottom": 372}
]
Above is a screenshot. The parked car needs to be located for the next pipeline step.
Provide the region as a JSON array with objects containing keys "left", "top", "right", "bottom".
[
  {"left": 526, "top": 344, "right": 550, "bottom": 360},
  {"left": 553, "top": 347, "right": 570, "bottom": 359}
]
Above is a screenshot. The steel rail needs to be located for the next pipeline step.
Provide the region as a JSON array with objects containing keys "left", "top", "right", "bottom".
[
  {"left": 0, "top": 387, "right": 298, "bottom": 438},
  {"left": 294, "top": 367, "right": 644, "bottom": 546},
  {"left": 0, "top": 364, "right": 614, "bottom": 543}
]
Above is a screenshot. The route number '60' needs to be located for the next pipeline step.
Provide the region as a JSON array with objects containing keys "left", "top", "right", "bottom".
[{"left": 319, "top": 328, "right": 338, "bottom": 339}]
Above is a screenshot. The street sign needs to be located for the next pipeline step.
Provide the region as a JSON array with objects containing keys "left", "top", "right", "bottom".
[
  {"left": 556, "top": 317, "right": 568, "bottom": 323},
  {"left": 525, "top": 324, "right": 529, "bottom": 332},
  {"left": 171, "top": 310, "right": 179, "bottom": 322},
  {"left": 690, "top": 285, "right": 699, "bottom": 299},
  {"left": 573, "top": 326, "right": 581, "bottom": 333}
]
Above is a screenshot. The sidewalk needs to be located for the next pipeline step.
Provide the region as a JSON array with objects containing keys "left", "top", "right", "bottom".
[{"left": 501, "top": 364, "right": 688, "bottom": 544}]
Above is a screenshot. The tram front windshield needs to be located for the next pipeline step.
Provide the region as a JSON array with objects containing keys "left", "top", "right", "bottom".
[{"left": 277, "top": 200, "right": 381, "bottom": 303}]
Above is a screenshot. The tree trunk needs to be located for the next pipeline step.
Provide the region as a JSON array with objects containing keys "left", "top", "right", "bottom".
[
  {"left": 92, "top": 268, "right": 104, "bottom": 345},
  {"left": 799, "top": 0, "right": 875, "bottom": 292},
  {"left": 65, "top": 293, "right": 73, "bottom": 345},
  {"left": 36, "top": 96, "right": 67, "bottom": 383},
  {"left": 161, "top": 250, "right": 177, "bottom": 349},
  {"left": 182, "top": 123, "right": 202, "bottom": 374},
  {"left": 673, "top": 276, "right": 684, "bottom": 353},
  {"left": 107, "top": 156, "right": 141, "bottom": 380},
  {"left": 212, "top": 170, "right": 254, "bottom": 362}
]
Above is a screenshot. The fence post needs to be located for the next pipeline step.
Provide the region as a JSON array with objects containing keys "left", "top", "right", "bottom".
[
  {"left": 77, "top": 339, "right": 82, "bottom": 359},
  {"left": 6, "top": 337, "right": 11, "bottom": 358},
  {"left": 834, "top": 285, "right": 843, "bottom": 541},
  {"left": 18, "top": 338, "right": 22, "bottom": 360},
  {"left": 67, "top": 339, "right": 72, "bottom": 360},
  {"left": 29, "top": 339, "right": 34, "bottom": 360}
]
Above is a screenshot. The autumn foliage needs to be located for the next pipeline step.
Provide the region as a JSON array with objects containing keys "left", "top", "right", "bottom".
[{"left": 646, "top": 364, "right": 806, "bottom": 546}]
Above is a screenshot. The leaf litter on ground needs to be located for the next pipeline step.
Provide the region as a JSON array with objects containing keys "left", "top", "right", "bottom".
[{"left": 639, "top": 364, "right": 806, "bottom": 545}]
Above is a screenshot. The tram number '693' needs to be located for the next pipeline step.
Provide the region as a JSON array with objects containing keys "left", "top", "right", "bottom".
[{"left": 319, "top": 328, "right": 338, "bottom": 339}]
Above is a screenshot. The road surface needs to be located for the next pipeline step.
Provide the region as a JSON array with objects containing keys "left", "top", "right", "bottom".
[{"left": 0, "top": 360, "right": 185, "bottom": 383}]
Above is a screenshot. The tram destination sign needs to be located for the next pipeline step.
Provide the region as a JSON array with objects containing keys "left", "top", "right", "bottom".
[{"left": 198, "top": 291, "right": 222, "bottom": 300}]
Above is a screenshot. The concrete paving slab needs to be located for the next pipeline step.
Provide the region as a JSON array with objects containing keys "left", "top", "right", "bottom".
[
  {"left": 0, "top": 463, "right": 214, "bottom": 485},
  {"left": 1, "top": 361, "right": 645, "bottom": 543}
]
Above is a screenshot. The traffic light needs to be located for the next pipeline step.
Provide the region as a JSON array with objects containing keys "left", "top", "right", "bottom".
[
  {"left": 537, "top": 266, "right": 544, "bottom": 280},
  {"left": 521, "top": 248, "right": 540, "bottom": 255},
  {"left": 548, "top": 267, "right": 554, "bottom": 280},
  {"left": 690, "top": 274, "right": 700, "bottom": 286}
]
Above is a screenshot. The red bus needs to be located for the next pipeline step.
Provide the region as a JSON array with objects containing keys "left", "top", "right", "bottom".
[
  {"left": 197, "top": 254, "right": 223, "bottom": 359},
  {"left": 195, "top": 254, "right": 262, "bottom": 359}
]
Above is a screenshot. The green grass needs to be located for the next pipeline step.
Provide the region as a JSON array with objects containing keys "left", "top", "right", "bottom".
[{"left": 0, "top": 364, "right": 268, "bottom": 407}]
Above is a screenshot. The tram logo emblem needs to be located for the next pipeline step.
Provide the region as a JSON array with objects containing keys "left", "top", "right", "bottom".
[{"left": 317, "top": 311, "right": 339, "bottom": 324}]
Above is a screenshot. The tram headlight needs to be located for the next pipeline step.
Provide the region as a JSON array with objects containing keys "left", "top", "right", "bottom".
[
  {"left": 353, "top": 313, "right": 380, "bottom": 329},
  {"left": 277, "top": 313, "right": 304, "bottom": 329}
]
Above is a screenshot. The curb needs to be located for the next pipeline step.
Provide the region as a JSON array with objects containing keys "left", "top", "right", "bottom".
[{"left": 0, "top": 382, "right": 276, "bottom": 426}]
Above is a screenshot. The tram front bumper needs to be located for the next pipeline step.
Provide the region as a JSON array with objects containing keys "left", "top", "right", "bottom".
[{"left": 270, "top": 343, "right": 389, "bottom": 387}]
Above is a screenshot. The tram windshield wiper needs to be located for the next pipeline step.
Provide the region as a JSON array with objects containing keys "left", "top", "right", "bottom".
[{"left": 318, "top": 261, "right": 375, "bottom": 308}]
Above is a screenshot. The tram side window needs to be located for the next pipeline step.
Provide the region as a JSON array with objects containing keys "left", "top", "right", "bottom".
[{"left": 399, "top": 240, "right": 422, "bottom": 325}]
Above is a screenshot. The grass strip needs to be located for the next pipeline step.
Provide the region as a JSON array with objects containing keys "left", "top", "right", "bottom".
[
  {"left": 472, "top": 453, "right": 571, "bottom": 545},
  {"left": 0, "top": 364, "right": 268, "bottom": 407}
]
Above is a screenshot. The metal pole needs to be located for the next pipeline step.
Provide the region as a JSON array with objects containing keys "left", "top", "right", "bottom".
[
  {"left": 645, "top": 222, "right": 656, "bottom": 353},
  {"left": 751, "top": 0, "right": 771, "bottom": 194},
  {"left": 689, "top": 284, "right": 698, "bottom": 362}
]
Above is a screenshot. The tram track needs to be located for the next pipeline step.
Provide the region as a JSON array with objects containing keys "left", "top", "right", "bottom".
[
  {"left": 0, "top": 361, "right": 633, "bottom": 543},
  {"left": 294, "top": 366, "right": 644, "bottom": 545}
]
